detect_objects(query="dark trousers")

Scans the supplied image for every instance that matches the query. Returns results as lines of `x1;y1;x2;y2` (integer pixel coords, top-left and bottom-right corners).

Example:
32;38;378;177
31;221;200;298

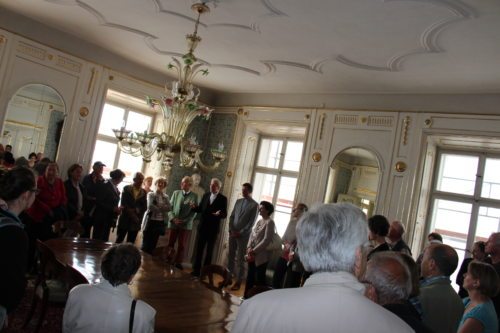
272;257;304;289
141;220;164;254
245;261;268;297
80;216;93;239
116;228;138;244
92;221;112;242
272;256;288;289
192;230;218;275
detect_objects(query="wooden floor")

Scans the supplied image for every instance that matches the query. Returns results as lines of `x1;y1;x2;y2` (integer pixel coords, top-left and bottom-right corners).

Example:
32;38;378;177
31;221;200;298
118;229;247;299
46;237;243;333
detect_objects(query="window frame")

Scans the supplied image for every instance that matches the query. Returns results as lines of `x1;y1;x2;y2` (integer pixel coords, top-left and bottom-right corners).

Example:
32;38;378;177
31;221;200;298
427;148;500;250
93;98;156;176
252;136;304;223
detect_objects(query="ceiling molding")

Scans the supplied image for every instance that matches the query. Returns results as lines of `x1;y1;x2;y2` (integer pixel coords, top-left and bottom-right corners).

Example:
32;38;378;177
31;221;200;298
260;0;288;17
41;0;477;76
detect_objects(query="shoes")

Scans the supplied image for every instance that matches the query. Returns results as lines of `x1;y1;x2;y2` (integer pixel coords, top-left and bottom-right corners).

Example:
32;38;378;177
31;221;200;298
190;271;200;278
174;263;183;270
230;282;241;291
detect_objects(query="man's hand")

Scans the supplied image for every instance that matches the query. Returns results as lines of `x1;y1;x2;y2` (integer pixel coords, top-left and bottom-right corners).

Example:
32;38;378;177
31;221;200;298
212;210;221;216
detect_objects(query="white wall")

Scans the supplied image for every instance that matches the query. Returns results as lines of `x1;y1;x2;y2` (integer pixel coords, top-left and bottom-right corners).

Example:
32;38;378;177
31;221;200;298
3;26;500;257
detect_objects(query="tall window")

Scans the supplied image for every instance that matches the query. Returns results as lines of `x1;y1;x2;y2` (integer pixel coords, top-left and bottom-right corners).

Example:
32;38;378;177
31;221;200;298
91;100;154;189
252;138;304;236
428;150;500;283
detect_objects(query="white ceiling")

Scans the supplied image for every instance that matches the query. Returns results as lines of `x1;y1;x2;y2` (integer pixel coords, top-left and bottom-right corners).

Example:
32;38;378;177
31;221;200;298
1;0;500;95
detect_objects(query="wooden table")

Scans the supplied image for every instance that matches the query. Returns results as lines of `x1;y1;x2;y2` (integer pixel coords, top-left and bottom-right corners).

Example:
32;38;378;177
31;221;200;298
45;238;240;333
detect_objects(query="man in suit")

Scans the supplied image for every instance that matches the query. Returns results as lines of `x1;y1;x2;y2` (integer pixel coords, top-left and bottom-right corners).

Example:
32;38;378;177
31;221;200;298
92;169;125;242
191;178;228;277
167;176;198;270
226;183;258;290
387;220;412;256
81;161;105;238
116;172;147;244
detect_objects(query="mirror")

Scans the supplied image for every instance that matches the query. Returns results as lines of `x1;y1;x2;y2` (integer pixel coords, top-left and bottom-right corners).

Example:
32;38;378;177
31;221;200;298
1;84;66;161
324;147;380;217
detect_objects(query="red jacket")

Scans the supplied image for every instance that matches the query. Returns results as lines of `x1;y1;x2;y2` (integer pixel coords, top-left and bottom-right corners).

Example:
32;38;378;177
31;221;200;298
27;176;67;222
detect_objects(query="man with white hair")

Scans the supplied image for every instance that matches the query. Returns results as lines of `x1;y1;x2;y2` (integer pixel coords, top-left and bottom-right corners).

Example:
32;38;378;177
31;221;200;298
232;203;413;333
387;220;412;256
190;178;227;277
364;252;432;333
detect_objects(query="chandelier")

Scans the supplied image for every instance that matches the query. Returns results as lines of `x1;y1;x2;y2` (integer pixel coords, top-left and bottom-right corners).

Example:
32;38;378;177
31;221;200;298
113;2;226;172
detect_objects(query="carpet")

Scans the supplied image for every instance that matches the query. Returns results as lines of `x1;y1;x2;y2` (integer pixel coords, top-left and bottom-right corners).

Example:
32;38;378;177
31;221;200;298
4;280;63;333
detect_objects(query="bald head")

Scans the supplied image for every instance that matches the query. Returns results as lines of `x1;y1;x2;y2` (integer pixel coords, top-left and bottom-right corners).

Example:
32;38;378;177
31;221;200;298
421;244;458;278
486;232;500;256
388;221;405;242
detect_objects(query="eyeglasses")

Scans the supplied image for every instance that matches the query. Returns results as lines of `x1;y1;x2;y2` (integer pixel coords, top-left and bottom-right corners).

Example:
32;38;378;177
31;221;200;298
30;188;40;195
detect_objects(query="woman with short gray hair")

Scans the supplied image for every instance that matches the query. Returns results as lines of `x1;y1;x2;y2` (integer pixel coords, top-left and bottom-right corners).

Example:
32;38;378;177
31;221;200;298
63;244;156;333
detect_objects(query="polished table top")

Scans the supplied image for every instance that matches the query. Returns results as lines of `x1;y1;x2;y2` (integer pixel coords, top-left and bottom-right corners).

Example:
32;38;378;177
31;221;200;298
45;238;240;333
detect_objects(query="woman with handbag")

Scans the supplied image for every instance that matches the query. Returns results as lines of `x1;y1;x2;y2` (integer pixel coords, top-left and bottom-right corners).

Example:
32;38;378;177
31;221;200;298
141;178;171;254
244;201;275;298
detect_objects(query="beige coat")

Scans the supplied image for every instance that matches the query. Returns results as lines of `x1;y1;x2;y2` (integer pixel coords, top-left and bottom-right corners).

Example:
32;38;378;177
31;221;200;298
247;218;275;266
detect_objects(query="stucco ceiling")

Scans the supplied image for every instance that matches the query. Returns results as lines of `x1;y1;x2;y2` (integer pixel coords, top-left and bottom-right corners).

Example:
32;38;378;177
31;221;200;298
1;0;500;95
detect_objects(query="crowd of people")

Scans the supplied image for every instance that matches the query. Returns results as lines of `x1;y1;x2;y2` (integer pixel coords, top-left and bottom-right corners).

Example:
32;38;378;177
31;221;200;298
0;152;499;332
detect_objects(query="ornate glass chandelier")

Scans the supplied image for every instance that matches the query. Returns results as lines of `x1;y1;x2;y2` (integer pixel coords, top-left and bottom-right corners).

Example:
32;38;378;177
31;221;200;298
113;2;226;172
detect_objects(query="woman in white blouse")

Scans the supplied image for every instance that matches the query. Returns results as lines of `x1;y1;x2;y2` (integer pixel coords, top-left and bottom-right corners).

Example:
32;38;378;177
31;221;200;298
244;201;275;298
140;178;171;254
63;244;156;333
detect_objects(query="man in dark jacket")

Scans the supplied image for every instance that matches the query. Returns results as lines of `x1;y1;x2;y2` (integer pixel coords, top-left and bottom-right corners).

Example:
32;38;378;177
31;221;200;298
191;178;228;277
116;172;147;244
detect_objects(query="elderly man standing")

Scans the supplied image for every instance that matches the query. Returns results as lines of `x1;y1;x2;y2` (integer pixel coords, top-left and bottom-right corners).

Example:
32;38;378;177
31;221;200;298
388;220;412;255
485;232;500;327
190;178;227;277
116;172;147;244
364;252;433;333
419;243;464;333
167;176;198;270
232;203;413;333
226;183;258;290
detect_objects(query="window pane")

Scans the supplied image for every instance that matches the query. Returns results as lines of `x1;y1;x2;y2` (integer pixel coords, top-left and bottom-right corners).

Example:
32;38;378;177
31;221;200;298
476;206;500;242
126;111;153;134
253;172;276;204
274;177;298;236
436;154;478;195
481;158;500;200
116;151;144;191
257;139;282;169
283;141;303;171
431;199;472;247
91;140;117;175
430;198;471;290
98;104;125;137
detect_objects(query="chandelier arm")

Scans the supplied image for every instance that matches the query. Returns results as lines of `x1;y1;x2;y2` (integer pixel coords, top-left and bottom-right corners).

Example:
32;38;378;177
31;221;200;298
192;149;224;172
117;141;141;155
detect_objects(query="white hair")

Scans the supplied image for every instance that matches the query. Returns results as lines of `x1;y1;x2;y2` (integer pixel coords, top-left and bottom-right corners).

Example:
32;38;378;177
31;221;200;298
211;178;222;188
296;203;368;273
364;252;412;305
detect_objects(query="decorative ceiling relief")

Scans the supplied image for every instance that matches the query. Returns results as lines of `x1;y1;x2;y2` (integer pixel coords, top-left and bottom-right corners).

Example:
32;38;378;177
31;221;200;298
19;0;494;93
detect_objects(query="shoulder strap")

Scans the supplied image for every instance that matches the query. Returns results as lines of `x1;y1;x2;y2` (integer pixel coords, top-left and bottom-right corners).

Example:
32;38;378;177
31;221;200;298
129;299;137;333
0;216;21;229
